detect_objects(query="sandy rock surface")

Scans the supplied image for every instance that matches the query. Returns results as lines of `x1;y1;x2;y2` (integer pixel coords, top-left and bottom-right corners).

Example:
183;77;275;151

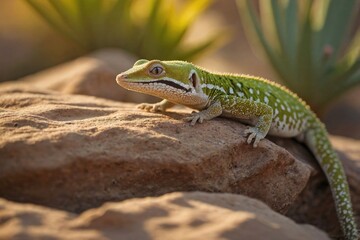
0;87;311;214
0;192;329;240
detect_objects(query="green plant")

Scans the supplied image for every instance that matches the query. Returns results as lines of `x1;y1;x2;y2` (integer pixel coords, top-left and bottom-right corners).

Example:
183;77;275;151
237;0;360;113
25;0;223;61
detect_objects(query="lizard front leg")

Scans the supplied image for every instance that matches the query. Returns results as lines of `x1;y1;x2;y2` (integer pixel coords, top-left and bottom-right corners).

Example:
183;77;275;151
137;99;175;112
184;101;223;125
219;95;273;147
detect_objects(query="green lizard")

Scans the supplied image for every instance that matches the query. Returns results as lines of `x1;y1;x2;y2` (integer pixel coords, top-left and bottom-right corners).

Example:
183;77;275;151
116;59;358;240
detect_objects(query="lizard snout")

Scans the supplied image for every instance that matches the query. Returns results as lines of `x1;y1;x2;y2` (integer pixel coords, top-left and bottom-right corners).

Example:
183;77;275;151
116;73;128;85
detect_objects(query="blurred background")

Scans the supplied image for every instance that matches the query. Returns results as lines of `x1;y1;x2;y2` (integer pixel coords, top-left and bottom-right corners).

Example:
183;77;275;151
0;0;359;137
1;0;274;81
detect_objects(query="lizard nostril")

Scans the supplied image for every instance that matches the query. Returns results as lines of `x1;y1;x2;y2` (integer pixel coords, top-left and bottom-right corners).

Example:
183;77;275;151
116;74;128;84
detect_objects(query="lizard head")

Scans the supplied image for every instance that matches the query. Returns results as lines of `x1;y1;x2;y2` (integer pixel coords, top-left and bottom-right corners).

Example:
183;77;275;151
116;59;208;107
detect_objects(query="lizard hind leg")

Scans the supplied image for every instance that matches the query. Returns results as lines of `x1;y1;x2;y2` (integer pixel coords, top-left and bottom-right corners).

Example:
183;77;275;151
219;95;273;148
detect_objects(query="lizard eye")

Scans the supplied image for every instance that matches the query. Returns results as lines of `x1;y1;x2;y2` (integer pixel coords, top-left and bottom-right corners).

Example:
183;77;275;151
149;66;164;76
189;72;197;88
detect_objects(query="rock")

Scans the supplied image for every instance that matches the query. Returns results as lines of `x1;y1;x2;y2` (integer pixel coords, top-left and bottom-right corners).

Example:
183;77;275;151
0;192;330;240
0;49;158;103
285;136;360;239
0;87;311;214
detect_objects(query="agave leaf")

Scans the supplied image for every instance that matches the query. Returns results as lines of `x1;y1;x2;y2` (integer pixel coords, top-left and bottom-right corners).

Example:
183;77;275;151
270;0;287;57
47;0;83;37
320;65;360;108
342;30;360;66
331;58;360;86
270;0;300;75
25;0;83;45
283;0;298;66
26;0;222;62
259;1;279;54
105;0;133;47
295;1;315;95
323;24;360;87
257;0;283;56
174;35;220;61
344;66;360;87
238;0;359;112
155;2;174;53
163;0;212;57
138;0;164;57
74;0;104;49
260;0;295;73
238;0;293;88
313;0;357;67
169;0;211;46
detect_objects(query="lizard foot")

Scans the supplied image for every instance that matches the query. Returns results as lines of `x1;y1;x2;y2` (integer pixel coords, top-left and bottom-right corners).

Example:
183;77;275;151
183;111;205;126
137;103;166;112
244;127;265;148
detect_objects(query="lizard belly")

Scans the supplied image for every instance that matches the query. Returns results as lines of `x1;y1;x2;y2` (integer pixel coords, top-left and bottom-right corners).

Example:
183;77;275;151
221;110;303;138
268;121;303;137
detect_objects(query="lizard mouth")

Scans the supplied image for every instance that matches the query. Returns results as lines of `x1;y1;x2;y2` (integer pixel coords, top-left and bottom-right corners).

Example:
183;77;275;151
135;80;192;93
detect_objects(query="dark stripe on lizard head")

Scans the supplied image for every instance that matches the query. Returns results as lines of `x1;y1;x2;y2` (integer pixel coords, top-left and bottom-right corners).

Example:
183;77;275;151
137;80;191;93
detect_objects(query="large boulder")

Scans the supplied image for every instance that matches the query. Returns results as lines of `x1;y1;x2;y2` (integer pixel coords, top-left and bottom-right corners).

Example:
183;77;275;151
0;192;329;240
0;87;311;214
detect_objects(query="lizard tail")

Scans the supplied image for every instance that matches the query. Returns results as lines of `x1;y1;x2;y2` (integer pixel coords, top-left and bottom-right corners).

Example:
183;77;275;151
305;121;358;240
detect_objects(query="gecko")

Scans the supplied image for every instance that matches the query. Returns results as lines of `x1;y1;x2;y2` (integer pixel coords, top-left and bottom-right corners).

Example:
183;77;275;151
116;59;358;240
